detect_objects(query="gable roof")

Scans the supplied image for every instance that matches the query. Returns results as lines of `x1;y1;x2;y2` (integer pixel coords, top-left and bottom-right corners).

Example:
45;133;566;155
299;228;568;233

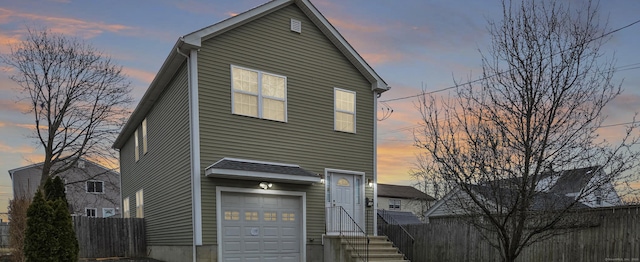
377;184;436;201
113;0;389;149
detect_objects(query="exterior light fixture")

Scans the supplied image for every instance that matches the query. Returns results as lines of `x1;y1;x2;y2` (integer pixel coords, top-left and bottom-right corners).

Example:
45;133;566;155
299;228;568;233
367;179;373;187
259;182;273;190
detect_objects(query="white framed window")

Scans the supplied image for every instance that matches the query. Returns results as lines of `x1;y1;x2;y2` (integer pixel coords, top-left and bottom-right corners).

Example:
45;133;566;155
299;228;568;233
123;197;130;218
389;199;401;210
134;129;139;161
334;88;356;133
231;65;287;122
136;189;144;218
86;208;97;217
142;118;148;155
86;180;104;193
102;208;115;218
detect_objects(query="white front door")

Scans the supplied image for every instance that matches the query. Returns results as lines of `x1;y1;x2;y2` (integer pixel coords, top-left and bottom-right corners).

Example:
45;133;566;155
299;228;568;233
327;172;364;233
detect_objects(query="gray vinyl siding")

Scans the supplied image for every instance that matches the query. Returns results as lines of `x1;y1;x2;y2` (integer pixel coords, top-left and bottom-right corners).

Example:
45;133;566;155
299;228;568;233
119;64;193;245
197;5;375;245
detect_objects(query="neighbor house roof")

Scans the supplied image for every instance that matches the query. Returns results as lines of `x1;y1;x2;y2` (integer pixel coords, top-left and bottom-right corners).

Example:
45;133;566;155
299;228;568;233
546;166;601;195
8;158;118;179
377;184;436;201
112;0;390;149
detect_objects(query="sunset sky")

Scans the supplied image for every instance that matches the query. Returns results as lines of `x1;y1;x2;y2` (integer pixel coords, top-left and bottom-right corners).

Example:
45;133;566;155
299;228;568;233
0;0;639;216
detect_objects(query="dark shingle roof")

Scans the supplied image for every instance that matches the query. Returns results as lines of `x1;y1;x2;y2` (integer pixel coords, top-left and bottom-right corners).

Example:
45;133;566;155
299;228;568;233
377;210;423;225
547;166;600;195
377;184;435;201
467;184;589;211
207;159;317;177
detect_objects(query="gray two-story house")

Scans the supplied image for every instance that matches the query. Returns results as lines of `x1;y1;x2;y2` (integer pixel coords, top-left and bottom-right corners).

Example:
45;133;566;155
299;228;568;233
9;159;121;218
113;0;389;261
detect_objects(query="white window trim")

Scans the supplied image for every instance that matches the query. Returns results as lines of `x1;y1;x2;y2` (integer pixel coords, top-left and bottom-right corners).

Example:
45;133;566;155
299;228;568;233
123;197;130;218
86;208;97;217
142;118;148;155
86;180;104;194
333;88;356;133
102;208;116;217
230;65;288;122
389;199;401;210
134;129;139;162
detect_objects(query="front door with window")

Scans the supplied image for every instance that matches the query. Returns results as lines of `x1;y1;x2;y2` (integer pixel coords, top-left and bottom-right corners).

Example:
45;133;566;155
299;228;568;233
326;172;364;233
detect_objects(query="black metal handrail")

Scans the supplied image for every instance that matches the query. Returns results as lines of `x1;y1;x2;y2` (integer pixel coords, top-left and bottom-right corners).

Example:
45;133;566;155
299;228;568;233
327;206;369;262
377;209;415;261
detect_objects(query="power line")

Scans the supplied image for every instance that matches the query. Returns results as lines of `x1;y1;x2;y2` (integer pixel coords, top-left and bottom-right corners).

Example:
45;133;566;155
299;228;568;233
380;19;640;103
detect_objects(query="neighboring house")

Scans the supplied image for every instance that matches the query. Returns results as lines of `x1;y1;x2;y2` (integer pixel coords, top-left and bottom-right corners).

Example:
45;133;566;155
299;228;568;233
426;166;621;220
112;0;389;261
8;159;121;218
377;183;436;221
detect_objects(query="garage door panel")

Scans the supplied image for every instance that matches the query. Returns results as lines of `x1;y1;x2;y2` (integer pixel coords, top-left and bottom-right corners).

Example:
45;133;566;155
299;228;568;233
263;227;279;236
221;192;302;261
282;241;298;251
223;241;241;252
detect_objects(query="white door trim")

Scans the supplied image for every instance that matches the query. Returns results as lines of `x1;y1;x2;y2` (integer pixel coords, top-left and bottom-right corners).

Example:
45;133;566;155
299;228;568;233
324;168;366;234
216;186;306;262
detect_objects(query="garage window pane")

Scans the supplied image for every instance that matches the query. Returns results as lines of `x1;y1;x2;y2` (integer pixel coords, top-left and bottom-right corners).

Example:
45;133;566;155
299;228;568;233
283;212;295;221
225;211;240;221
245;211;258;221
264;212;277;221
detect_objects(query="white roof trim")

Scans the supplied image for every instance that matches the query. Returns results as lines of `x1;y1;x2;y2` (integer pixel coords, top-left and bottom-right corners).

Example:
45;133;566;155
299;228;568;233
205;168;321;184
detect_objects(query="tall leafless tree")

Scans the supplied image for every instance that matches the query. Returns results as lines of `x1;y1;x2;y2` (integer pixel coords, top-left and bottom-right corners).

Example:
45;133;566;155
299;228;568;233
2;28;133;186
415;1;640;261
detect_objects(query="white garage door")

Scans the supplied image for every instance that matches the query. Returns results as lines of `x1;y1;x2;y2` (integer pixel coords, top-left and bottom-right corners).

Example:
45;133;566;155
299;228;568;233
221;192;302;262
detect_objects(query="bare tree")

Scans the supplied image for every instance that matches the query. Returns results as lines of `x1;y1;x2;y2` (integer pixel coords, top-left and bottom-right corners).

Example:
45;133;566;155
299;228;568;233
415;1;640;261
2;28;132;186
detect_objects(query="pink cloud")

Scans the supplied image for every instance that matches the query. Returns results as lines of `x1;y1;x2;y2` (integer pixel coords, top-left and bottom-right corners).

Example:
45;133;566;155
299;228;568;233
0;142;35;154
0;8;134;39
0;99;31;114
123;67;155;86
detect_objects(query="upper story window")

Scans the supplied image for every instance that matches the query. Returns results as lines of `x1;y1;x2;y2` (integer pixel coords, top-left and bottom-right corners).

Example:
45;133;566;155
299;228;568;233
136;189;144;218
231;65;287;122
86;180;104;193
134;129;139;162
86;208;97;217
334;88;356;133
123;197;130;218
389;199;401;210
142;118;148;155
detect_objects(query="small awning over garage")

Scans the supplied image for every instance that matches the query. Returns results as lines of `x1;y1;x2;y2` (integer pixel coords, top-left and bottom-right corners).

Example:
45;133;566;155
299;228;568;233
205;158;321;184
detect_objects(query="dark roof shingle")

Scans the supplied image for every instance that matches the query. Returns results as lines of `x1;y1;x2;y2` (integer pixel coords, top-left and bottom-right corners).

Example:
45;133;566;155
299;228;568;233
377;184;435;201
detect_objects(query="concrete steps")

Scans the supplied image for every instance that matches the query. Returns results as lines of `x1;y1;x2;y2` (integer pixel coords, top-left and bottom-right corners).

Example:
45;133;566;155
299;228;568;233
340;235;409;262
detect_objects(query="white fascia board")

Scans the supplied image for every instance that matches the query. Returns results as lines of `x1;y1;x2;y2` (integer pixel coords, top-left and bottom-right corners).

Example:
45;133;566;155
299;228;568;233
206;168;321;184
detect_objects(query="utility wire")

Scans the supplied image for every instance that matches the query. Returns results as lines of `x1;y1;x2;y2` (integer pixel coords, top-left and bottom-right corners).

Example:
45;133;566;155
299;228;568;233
379;19;640;103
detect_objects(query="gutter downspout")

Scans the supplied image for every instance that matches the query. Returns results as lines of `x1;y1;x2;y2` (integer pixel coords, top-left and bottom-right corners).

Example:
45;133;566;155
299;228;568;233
177;42;203;262
373;90;378;236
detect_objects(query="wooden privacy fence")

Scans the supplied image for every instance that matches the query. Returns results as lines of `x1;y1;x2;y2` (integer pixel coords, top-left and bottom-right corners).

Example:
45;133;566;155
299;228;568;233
393;205;640;262
73;216;146;258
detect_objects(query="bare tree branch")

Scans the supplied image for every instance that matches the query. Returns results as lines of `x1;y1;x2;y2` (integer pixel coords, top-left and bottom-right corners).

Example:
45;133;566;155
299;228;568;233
2;28;133;185
415;1;640;261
